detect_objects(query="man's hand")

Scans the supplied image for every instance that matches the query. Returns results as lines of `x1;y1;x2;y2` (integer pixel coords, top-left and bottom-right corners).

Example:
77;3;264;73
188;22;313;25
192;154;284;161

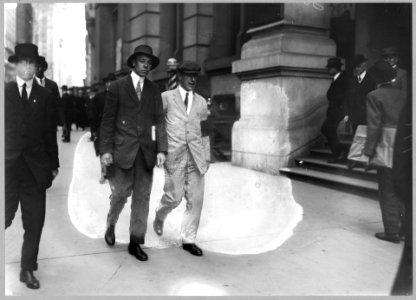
52;169;59;180
362;154;371;169
101;153;113;166
156;152;166;167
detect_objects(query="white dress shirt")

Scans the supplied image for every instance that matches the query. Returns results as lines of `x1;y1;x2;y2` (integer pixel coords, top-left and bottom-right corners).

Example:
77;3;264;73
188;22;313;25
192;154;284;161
178;85;193;115
358;70;366;83
333;72;341;81
16;76;34;98
131;71;145;92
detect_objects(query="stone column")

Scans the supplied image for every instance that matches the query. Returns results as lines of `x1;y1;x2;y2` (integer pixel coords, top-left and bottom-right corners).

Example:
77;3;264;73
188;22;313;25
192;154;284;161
231;3;336;175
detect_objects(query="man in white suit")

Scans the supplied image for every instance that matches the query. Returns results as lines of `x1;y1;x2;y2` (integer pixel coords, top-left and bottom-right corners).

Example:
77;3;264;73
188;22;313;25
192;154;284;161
153;61;210;256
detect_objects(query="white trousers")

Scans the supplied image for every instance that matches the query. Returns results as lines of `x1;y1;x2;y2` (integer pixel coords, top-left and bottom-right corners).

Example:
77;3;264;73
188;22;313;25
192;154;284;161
156;148;205;243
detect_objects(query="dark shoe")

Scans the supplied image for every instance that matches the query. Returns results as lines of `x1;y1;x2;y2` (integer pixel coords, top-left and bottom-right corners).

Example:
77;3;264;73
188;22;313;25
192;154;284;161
153;216;164;236
104;225;115;246
128;242;148;261
347;162;359;170
183;243;203;256
20;270;40;289
375;232;401;244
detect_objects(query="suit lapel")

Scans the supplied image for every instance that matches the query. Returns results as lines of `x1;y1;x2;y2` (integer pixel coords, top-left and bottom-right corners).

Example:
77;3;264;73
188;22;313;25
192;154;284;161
139;78;151;112
124;75;140;108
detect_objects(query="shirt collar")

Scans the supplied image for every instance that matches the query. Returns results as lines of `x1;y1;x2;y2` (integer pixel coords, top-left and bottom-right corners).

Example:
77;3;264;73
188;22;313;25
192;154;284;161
16;75;34;88
333;72;341;81
131;71;145;87
178;85;193;100
358;70;366;81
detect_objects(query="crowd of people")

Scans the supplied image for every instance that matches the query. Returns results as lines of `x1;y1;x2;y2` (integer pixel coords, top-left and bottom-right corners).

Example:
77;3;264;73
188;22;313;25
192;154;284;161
322;48;411;294
5;42;210;290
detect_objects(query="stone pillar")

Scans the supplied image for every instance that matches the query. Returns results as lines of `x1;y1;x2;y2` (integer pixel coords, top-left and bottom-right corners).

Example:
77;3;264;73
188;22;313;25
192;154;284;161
231;3;336;175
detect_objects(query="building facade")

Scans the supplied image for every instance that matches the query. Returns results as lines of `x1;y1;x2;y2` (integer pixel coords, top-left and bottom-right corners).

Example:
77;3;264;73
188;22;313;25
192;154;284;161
85;2;411;175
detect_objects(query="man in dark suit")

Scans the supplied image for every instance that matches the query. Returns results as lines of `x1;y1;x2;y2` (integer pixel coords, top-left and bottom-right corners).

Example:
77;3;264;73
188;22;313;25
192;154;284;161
100;45;167;261
35;56;62;127
362;60;406;244
381;47;408;97
5;43;59;289
321;57;349;163
344;54;377;132
61;85;76;142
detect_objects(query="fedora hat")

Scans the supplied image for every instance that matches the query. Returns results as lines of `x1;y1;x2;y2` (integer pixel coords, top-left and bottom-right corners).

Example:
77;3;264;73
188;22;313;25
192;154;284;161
352;54;367;67
326;57;343;69
177;61;201;76
368;60;397;84
8;43;40;63
381;47;398;57
37;56;48;70
127;45;159;70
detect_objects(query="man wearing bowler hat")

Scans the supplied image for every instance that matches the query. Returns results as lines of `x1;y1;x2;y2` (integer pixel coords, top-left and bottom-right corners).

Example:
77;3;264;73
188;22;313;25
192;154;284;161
381;47;408;96
344;54;377;133
35;56;62;127
321;57;349;163
153;61;211;257
5;43;59;289
100;45;167;261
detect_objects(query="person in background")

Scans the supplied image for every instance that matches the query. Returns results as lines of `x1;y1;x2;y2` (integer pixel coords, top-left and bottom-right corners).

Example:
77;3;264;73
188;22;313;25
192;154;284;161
362;60;406;244
100;45;167;261
381;47;408;97
153;61;211;257
91;73;117;183
5;43;59;289
35;56;62;128
61;85;75;142
321;57;349;163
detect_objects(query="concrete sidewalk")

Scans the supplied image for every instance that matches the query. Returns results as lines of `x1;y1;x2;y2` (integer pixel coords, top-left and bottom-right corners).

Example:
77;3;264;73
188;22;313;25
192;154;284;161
5;129;403;296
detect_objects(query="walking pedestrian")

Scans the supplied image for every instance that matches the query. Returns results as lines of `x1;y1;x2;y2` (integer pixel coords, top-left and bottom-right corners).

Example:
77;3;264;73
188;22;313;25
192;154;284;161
153;61;211;257
381;47;408;96
5;43;59;289
100;45;167;261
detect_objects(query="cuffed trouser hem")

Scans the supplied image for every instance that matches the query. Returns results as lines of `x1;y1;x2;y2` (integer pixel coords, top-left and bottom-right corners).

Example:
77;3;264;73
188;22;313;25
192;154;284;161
130;235;145;245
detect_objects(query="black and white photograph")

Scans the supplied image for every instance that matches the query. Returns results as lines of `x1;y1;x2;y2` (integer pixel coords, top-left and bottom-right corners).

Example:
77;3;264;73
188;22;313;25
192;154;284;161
3;1;413;296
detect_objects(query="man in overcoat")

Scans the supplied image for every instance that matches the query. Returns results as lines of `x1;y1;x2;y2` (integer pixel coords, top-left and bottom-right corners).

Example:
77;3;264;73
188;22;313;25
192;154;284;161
35;56;62;127
153;61;210;256
363;60;406;243
321;57;349;163
5;43;59;289
100;45;167;261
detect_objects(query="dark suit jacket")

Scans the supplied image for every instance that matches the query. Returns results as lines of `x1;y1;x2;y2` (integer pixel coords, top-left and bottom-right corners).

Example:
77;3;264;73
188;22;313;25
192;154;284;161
99;74;168;170
44;77;62;126
5;80;60;190
345;72;377;126
326;72;348;122
91;90;107;156
364;84;406;157
393;67;408;95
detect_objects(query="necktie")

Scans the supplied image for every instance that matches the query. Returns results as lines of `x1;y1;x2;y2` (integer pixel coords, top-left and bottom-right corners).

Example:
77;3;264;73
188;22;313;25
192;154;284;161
184;92;189;111
136;81;141;101
21;83;28;104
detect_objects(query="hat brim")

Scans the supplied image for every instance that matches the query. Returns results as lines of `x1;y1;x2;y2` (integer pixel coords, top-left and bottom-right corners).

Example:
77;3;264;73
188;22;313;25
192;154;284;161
326;63;342;69
178;71;200;76
127;52;159;70
8;54;39;63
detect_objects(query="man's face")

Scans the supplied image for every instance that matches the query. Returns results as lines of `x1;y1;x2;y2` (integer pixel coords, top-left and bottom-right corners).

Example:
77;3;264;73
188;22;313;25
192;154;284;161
327;67;339;76
354;61;367;76
178;73;198;91
383;55;398;67
36;64;46;78
132;54;152;77
16;57;36;81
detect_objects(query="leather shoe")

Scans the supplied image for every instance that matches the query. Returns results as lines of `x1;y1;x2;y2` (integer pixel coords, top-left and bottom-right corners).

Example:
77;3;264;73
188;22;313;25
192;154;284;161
20;269;40;289
128;242;148;261
183;243;203;256
104;225;115;246
153;216;164;236
375;232;401;244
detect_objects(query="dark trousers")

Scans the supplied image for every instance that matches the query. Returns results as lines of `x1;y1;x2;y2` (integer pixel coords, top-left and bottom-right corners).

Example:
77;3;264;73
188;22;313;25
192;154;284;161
321;116;346;157
377;168;405;234
106;148;153;244
5;157;46;271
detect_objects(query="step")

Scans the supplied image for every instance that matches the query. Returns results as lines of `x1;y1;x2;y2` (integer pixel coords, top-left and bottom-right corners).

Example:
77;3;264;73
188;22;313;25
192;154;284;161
295;157;377;181
279;167;378;192
310;148;332;157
